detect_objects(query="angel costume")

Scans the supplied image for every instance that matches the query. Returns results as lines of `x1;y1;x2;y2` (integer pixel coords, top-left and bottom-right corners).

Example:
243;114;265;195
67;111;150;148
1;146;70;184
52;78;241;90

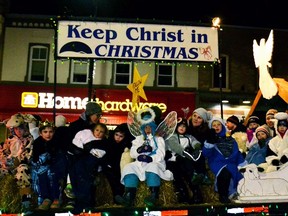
121;133;173;183
116;108;175;207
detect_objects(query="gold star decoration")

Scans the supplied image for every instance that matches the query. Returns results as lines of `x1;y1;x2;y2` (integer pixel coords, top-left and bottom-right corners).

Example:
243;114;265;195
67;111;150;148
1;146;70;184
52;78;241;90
127;66;148;108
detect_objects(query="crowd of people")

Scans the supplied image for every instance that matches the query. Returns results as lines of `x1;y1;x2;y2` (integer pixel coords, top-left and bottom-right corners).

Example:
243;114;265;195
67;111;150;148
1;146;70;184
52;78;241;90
0;102;288;215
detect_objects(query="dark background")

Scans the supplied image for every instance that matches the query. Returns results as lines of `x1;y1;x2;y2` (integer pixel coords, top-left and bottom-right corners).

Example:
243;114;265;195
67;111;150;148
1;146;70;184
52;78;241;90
8;0;288;29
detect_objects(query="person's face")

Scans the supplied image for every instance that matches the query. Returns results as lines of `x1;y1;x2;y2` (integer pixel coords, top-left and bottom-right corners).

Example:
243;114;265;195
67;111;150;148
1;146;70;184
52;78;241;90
13;126;25;138
266;115;275;128
256;131;268;140
144;125;152;135
90;113;102;124
93;125;106;139
114;132;125;143
212;120;222;133
278;125;287;134
191;112;204;127
40;126;54;141
226;121;236;130
177;124;187;135
248;122;258;129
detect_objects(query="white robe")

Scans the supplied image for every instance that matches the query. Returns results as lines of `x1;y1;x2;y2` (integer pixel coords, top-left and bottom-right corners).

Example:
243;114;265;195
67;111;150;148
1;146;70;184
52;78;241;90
120;134;173;184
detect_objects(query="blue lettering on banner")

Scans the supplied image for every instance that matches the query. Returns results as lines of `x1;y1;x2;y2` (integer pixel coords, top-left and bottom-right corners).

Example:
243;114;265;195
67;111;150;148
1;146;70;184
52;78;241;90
67;25;117;43
94;45;199;59
58;21;218;62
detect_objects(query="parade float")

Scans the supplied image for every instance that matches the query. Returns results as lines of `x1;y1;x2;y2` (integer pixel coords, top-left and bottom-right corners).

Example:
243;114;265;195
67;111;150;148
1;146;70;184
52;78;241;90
2;30;288;216
237;30;288;207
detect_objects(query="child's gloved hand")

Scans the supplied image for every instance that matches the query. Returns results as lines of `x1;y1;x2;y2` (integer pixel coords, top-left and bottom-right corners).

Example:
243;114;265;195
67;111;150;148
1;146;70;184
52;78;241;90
137;144;152;153
137;154;152;163
206;129;218;144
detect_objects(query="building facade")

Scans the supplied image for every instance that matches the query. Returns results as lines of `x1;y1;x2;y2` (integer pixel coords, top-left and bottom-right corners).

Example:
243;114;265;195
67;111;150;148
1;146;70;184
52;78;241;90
0;13;288;142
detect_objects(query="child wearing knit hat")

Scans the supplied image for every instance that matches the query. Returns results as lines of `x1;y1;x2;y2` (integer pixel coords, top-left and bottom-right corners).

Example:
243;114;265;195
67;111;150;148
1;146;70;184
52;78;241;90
203;116;246;203
187;107;213;143
226;115;247;157
246;115;260;149
245;125;271;165
226;115;246;135
191;108;213;125
265;108;278;137
186;107;213;188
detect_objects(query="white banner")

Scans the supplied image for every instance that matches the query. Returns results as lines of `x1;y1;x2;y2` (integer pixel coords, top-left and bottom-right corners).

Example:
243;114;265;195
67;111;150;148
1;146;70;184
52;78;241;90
57;21;218;62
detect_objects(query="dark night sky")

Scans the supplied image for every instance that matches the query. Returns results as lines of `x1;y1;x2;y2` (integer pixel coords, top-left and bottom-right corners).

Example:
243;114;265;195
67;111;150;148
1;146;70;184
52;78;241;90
8;0;288;30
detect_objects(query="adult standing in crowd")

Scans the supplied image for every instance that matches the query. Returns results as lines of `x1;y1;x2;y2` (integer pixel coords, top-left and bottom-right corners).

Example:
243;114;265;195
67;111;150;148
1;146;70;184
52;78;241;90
187;107;213;185
66;101;102;214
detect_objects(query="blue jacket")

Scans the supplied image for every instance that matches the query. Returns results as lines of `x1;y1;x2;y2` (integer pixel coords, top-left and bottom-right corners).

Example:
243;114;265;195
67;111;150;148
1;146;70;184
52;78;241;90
203;118;246;194
245;137;271;165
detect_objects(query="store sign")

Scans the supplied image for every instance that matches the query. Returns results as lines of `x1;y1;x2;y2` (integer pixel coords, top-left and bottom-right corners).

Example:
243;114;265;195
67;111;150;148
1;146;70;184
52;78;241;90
57;21;218;62
21;92;167;112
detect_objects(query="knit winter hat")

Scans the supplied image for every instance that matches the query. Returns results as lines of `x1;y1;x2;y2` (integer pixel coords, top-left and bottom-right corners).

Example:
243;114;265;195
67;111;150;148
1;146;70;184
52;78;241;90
55;115;67;127
255;125;270;137
193;107;213;123
226;115;239;125
208;116;225;129
266;109;278;117
208;116;227;136
275;112;288;127
85;102;102;116
248;116;260;125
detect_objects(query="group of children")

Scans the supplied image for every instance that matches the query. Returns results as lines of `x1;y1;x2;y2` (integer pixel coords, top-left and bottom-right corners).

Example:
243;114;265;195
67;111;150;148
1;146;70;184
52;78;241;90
1;103;288;214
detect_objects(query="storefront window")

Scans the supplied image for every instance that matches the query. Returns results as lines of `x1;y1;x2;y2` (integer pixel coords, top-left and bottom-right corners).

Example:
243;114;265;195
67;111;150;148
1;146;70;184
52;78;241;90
70;60;89;84
157;63;175;87
114;61;132;85
28;44;49;82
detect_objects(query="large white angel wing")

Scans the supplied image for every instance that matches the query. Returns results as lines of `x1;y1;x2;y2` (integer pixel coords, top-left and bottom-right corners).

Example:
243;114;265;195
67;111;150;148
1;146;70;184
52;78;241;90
253;30;277;99
127;111;142;138
253;30;273;68
155;111;177;140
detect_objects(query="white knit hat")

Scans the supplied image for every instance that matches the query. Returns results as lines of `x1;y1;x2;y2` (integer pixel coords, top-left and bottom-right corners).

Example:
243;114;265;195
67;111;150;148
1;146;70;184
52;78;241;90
193;107;213;123
208;116;225;129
